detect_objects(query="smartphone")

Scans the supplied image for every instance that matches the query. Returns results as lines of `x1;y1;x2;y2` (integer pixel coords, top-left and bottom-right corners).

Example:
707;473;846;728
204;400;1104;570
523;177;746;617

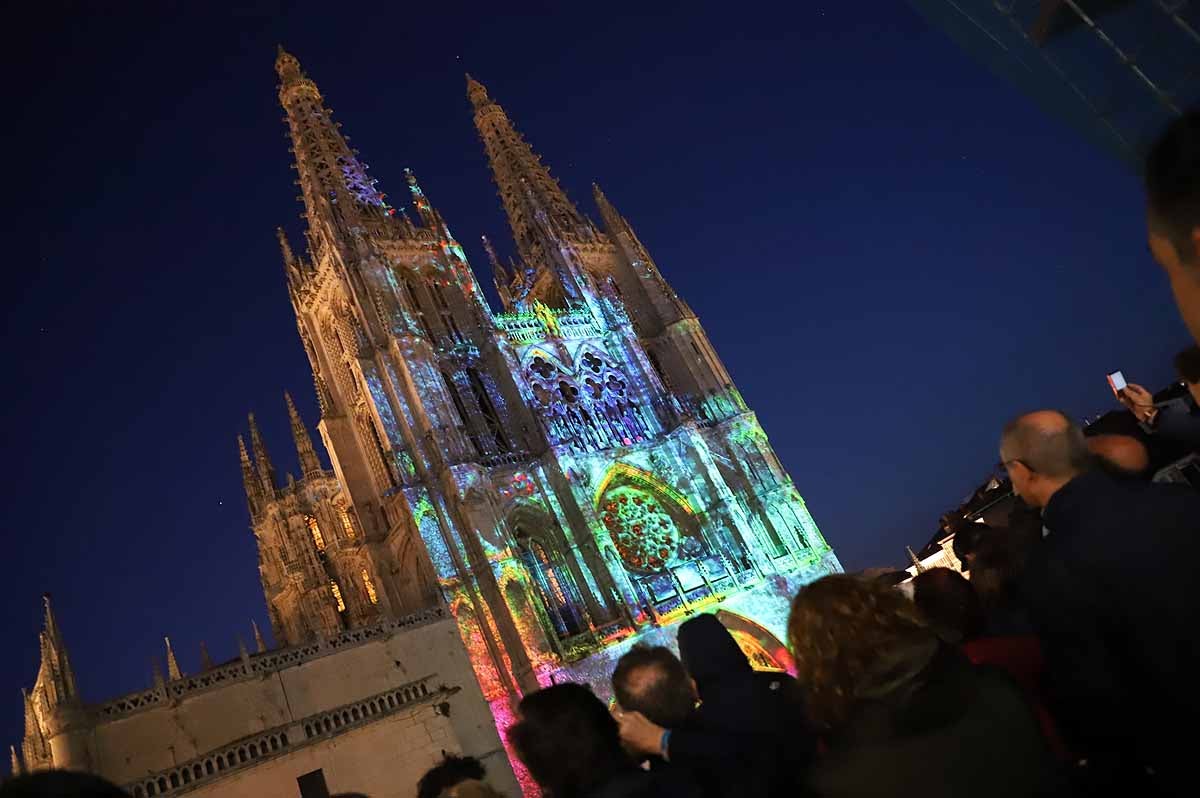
1107;370;1127;395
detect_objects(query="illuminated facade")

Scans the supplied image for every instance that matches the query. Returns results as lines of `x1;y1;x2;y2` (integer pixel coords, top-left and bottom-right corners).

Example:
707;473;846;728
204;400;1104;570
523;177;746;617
11;49;841;796
247;47;841;728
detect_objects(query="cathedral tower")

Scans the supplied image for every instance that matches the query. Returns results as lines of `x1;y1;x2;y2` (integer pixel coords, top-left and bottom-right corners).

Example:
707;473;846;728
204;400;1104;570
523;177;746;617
249;49;839;736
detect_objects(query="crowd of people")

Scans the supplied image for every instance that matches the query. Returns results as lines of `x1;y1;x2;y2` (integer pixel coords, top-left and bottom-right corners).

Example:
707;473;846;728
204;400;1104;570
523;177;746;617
7;85;1200;798
408;408;1196;798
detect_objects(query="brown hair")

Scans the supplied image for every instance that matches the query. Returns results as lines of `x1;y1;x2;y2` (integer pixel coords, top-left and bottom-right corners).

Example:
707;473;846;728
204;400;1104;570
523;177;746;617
787;574;937;729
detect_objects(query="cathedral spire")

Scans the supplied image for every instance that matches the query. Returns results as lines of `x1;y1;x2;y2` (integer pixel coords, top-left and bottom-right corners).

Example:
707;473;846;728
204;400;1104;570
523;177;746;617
277;48;398;253
468;74;597;280
285;392;323;478
37;594;77;706
248;413;277;495
164;637;183;681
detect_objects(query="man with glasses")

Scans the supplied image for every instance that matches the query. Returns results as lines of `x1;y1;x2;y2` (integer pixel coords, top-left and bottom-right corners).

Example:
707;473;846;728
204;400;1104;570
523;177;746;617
998;410;1199;796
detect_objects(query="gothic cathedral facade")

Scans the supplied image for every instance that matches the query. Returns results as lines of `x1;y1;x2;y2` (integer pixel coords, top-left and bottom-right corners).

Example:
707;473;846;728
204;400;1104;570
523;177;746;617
249;49;840;712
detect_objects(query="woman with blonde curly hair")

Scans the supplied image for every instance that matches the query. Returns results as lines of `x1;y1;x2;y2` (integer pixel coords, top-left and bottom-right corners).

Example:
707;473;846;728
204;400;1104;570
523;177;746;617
788;575;1066;798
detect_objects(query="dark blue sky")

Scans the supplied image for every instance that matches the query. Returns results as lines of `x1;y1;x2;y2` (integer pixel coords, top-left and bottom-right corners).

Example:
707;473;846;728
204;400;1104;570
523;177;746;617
2;1;1185;751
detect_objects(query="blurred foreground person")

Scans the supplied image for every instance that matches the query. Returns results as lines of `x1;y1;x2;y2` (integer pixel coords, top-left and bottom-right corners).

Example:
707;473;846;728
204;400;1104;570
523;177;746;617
611;632;810;797
508;682;696;798
417;754;492;798
1000;410;1200;795
1146;110;1200;345
789;574;1062;798
0;772;129;798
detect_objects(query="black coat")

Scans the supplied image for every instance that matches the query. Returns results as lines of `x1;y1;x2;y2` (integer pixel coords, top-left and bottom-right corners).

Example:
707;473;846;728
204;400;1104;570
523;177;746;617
1019;470;1200;795
670;614;816;797
807;646;1064;798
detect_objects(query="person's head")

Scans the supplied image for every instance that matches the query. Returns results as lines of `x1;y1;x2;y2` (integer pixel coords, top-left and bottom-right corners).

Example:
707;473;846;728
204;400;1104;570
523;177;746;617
417;754;486;798
909;567;984;643
0;772;129;798
610;644;696;729
999;410;1091;508
969;537;1021;610
1175;344;1200;404
949;520;993;571
676;613;750;696
435;782;506;798
787;574;938;730
1146;110;1200;345
508;683;629;797
1086;433;1150;478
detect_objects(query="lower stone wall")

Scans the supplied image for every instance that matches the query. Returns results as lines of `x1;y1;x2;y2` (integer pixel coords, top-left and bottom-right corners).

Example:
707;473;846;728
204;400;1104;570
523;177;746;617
178;702;503;798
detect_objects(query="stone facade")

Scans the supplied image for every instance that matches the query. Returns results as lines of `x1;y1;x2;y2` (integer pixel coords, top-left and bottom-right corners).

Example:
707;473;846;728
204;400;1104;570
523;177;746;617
250;48;840;702
13;48;843;796
13;603;518;796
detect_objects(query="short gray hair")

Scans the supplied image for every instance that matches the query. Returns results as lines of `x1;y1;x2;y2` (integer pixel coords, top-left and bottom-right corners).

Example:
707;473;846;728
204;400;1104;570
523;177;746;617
1000;410;1090;478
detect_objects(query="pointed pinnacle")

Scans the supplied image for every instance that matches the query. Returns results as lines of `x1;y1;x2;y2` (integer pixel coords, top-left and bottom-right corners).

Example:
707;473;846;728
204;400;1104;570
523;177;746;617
10;744;23;777
164;636;183;681
276;227;295;265
252;619;267;653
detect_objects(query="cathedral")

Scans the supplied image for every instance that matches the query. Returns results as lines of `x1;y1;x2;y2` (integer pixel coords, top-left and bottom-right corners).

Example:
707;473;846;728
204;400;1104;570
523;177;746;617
12;50;840;797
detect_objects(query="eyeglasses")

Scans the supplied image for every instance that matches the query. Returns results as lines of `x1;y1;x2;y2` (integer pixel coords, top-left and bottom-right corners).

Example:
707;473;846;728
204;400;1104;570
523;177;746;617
998;458;1031;473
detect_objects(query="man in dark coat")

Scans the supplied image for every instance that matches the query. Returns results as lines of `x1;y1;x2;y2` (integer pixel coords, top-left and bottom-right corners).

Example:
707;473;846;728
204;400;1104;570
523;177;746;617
1000;410;1200;795
612;615;814;797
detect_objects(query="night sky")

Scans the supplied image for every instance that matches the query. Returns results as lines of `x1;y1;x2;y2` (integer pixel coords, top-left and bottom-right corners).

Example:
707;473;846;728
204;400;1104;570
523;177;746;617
2;1;1186;751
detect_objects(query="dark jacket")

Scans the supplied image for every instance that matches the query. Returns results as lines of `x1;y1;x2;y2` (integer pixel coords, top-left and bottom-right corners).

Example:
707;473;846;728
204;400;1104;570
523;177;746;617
1141;394;1200;453
1019;470;1200;795
671;614;815;797
808;646;1064;798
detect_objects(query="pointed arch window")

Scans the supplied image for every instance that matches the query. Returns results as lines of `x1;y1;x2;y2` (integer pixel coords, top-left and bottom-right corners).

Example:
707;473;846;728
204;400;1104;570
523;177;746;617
468;369;511;452
646;350;672;392
361;569;379;605
433;284;465;342
442;371;483;456
306;516;326;552
516;533;585;639
338;506;357;541
403;279;436;339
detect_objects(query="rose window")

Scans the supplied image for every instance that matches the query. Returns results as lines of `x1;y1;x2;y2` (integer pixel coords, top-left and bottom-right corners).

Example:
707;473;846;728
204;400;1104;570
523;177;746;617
600;486;681;572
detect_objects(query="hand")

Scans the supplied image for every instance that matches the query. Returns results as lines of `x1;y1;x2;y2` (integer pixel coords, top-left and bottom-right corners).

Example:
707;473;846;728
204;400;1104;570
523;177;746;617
612;708;667;757
1118;383;1157;423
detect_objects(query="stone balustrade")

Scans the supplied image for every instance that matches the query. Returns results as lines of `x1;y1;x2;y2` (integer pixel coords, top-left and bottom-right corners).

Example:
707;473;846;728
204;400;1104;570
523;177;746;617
95;607;446;721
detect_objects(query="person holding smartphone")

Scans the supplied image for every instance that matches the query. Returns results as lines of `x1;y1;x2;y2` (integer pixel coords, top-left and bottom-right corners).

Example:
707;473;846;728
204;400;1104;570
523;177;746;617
1115;346;1200;453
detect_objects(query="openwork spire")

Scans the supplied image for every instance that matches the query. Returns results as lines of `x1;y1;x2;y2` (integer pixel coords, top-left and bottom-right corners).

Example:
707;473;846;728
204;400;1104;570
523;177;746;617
36;594;77;707
277;48;397;247
248;413;277;495
468;74;597;273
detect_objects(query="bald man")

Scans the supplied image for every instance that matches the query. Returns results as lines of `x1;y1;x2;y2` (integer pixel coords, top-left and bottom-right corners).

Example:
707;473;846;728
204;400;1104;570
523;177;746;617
999;411;1200;795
